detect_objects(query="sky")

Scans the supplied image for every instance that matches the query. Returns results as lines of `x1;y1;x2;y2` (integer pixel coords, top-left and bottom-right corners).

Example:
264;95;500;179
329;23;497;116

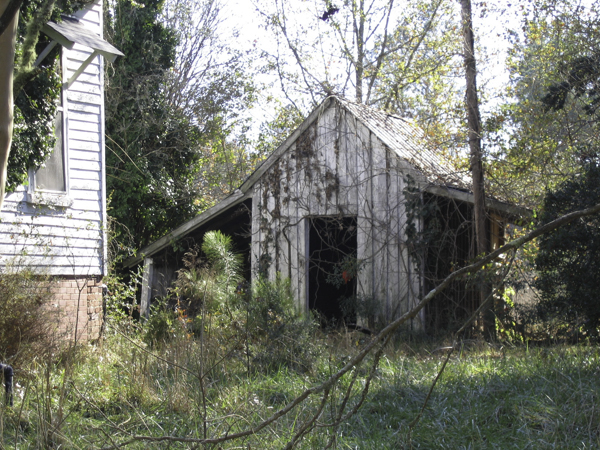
218;0;597;140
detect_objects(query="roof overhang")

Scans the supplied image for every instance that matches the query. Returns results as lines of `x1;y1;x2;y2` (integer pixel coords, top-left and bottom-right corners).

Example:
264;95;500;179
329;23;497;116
425;184;530;219
124;189;250;268
37;15;124;87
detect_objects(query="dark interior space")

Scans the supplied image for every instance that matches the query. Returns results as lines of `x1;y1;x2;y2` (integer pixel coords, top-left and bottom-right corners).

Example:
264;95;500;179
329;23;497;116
422;195;480;333
150;199;253;300
308;216;357;324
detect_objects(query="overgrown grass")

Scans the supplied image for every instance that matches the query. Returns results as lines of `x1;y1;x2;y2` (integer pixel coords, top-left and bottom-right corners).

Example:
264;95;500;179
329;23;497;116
1;331;600;449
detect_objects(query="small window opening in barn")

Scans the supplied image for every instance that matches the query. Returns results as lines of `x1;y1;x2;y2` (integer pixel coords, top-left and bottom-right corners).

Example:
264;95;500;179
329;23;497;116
308;216;357;325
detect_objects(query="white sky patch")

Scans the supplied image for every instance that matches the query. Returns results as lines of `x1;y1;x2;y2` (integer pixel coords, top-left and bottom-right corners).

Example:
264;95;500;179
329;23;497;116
220;0;597;143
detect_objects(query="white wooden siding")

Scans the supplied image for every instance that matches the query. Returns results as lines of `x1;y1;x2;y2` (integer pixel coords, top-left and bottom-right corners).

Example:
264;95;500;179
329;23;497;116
0;1;106;277
250;102;419;325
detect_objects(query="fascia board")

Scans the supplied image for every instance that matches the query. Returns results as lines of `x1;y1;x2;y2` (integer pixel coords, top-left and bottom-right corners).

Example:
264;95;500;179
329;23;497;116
124;189;249;267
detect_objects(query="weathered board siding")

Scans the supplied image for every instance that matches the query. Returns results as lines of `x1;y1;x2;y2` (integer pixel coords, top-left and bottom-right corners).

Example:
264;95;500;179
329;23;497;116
0;1;106;277
250;103;422;327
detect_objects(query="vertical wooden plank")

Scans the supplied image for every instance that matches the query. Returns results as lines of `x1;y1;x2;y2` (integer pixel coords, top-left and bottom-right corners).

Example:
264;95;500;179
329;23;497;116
322;107;338;216
277;156;291;284
354;117;372;309
286;142;301;308
251;183;263;277
298;217;307;313
370;134;389;319
140;257;154;320
386;149;401;320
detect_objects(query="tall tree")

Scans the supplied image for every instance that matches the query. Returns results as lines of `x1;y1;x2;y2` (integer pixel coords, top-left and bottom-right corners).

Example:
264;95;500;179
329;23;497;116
255;0;463;156
105;0;255;253
486;0;600;207
460;0;491;332
256;0;460;110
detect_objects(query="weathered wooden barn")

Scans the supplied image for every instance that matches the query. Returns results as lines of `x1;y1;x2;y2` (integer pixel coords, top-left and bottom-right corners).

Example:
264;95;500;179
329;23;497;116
128;96;523;331
0;1;122;341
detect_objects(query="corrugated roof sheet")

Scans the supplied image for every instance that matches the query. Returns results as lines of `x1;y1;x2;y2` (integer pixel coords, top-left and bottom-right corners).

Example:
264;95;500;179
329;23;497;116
336;97;471;190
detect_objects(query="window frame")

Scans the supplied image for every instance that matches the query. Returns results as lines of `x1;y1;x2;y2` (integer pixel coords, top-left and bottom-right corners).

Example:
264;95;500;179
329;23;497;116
27;48;72;207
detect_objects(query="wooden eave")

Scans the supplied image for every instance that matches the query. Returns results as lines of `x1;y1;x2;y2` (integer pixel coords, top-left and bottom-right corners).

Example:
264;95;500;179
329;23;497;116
42;16;124;61
38;15;124;88
124;189;249;267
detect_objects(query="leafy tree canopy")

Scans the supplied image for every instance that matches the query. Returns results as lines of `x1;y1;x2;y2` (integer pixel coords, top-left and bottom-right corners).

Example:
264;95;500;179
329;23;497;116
105;0;256;254
486;0;600;207
534;162;600;337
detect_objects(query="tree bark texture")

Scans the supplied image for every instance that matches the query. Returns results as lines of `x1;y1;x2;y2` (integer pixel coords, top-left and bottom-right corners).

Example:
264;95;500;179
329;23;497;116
460;0;492;333
0;0;18;212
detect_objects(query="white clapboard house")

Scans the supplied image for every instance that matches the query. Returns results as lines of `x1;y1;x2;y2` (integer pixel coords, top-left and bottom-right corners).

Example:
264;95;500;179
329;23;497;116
0;1;122;341
127;96;524;332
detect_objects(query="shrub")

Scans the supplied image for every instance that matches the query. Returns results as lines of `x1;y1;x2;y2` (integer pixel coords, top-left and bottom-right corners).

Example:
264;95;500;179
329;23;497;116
535;163;600;337
250;275;319;373
0;267;60;365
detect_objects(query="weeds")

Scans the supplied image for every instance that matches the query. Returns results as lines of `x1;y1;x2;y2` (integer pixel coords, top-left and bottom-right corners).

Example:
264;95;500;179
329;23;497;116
2;232;599;448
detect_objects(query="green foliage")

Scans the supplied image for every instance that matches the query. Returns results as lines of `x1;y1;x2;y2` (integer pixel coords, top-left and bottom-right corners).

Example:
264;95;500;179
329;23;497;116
172;231;318;373
534;163;600;337
7;0;86;191
250;275;318;373
9;63;61;191
105;0;257;254
487;0;600;207
174;230;243;318
104;267;143;327
143;296;184;345
0;267;59;365
4;328;600;448
104;0;199;251
255;102;304;157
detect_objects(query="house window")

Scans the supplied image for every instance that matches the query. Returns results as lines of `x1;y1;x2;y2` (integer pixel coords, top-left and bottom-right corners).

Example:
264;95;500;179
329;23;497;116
27;49;71;207
35;107;66;192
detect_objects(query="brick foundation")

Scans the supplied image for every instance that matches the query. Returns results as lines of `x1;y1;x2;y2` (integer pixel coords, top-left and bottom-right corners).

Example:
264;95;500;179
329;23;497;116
49;276;104;342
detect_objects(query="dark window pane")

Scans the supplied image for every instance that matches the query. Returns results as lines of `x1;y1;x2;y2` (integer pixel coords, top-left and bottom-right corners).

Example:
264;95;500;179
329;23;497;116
36;110;66;192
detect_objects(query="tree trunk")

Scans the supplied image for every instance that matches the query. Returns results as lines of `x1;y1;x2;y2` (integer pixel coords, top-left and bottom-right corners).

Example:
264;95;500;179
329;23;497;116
353;0;365;103
460;0;492;334
0;0;19;212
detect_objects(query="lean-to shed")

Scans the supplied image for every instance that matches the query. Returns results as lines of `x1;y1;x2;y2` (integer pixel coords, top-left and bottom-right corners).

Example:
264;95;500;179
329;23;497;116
128;96;523;331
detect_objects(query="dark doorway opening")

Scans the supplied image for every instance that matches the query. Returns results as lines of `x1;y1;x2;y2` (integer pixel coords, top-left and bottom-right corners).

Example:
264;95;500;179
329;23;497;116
308;216;357;324
422;195;478;333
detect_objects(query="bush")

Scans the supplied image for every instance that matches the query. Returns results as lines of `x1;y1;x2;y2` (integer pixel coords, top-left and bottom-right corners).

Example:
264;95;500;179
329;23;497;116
250;275;319;373
0;267;60;364
173;231;319;374
535;163;600;337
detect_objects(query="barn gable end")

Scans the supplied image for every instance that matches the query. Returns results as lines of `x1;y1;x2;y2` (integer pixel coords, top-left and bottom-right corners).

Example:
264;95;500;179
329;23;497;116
129;96;524;332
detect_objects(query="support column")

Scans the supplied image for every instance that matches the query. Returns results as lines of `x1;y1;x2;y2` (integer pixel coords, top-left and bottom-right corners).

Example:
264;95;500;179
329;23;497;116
140;257;154;320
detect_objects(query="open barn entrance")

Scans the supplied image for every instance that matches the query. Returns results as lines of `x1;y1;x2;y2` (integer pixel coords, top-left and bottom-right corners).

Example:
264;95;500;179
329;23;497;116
308;216;357;325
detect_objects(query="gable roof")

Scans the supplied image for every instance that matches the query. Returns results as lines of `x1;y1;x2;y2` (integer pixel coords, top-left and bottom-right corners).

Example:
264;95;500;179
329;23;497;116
336;98;471;190
125;96;519;267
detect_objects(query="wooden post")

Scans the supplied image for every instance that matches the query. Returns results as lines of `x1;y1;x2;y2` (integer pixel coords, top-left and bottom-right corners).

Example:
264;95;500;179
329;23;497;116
140;257;153;320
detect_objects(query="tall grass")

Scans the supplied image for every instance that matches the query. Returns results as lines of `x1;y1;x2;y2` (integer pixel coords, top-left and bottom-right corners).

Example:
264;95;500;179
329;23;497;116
2;332;600;448
1;233;598;448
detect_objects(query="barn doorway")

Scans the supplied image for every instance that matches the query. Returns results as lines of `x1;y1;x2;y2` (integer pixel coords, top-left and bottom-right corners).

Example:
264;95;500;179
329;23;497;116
308;216;357;325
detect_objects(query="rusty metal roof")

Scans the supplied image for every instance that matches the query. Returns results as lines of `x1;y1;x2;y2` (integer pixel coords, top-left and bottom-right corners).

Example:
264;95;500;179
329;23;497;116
336;97;471;190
